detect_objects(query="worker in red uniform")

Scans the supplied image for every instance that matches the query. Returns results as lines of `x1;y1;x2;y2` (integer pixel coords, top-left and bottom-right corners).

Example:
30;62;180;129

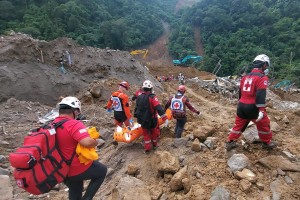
226;54;277;150
165;85;200;138
105;81;133;127
134;80;168;153
131;87;144;101
55;97;107;200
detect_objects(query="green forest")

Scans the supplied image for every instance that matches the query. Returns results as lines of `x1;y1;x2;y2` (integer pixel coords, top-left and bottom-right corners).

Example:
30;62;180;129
0;0;299;85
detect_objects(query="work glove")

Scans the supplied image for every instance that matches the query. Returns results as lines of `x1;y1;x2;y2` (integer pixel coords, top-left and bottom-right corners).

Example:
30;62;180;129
196;111;201;115
129;118;134;125
256;111;264;122
106;108;112;113
164;119;169;127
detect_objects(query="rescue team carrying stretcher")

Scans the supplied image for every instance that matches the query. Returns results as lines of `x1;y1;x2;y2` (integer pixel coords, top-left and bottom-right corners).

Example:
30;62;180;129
9;54;277;199
105;54;277;153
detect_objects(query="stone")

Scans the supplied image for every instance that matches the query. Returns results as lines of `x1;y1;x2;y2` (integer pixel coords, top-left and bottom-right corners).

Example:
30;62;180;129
182;178;191;194
191;138;202;152
185;184;206;200
152;151;180;174
239;179;252;192
235;168;257;183
0;175;13;200
210;186;230;200
227;154;249;172
170;166;188;192
127;164;139;176
192;125;215;142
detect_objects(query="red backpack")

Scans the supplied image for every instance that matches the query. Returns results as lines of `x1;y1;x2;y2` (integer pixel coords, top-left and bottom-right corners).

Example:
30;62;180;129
9;119;75;195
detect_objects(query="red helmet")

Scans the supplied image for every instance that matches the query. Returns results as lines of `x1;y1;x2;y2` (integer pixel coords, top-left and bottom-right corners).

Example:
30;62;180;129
178;85;186;93
119;81;129;90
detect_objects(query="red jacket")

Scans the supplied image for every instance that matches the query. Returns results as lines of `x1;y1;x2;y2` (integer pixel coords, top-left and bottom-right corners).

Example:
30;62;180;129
239;68;268;110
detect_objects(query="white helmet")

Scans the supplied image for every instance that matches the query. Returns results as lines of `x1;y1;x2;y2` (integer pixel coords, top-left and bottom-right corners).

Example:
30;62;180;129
253;54;270;66
142;80;153;89
59;96;81;111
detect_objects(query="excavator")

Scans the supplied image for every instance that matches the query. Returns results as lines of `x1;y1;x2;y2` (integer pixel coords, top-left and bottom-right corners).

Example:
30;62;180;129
130;49;148;59
173;55;202;66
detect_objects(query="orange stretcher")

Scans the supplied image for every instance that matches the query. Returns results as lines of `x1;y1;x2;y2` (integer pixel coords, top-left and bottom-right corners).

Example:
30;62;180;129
113;108;172;143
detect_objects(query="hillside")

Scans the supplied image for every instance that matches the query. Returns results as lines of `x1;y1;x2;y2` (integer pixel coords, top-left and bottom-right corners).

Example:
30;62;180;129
1;34;300;200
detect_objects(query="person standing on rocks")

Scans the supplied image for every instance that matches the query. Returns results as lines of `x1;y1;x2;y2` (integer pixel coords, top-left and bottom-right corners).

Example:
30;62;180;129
165;85;200;138
226;54;277;151
105;81;133;128
134;80;168;153
55;96;107;200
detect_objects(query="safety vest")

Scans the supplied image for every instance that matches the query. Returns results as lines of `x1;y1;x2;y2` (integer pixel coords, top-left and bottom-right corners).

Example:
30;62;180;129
111;94;123;112
170;96;184;111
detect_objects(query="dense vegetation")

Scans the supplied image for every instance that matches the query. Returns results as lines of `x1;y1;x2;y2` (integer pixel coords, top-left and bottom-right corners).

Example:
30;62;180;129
1;0;299;85
0;0;176;49
169;0;300;85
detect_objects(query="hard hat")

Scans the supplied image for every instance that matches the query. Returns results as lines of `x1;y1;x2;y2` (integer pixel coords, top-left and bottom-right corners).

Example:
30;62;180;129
178;85;186;93
59;96;81;111
142;80;153;89
119;81;129;90
253;54;270;66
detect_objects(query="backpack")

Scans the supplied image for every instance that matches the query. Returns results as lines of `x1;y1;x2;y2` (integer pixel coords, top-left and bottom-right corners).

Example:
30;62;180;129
134;93;157;129
9;119;75;195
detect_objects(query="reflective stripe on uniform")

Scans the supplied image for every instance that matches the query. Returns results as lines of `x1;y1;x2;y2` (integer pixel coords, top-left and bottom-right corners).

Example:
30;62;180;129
231;130;242;134
256;104;266;107
152;140;157;142
258;130;271;134
144;140;151;144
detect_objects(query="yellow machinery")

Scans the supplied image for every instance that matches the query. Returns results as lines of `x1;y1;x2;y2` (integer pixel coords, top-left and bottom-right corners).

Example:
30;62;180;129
130;49;148;59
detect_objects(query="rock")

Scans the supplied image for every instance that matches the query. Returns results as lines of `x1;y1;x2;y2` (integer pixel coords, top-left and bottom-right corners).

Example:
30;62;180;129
185;184;206;200
204;137;218;149
127;164;139;176
282;115;289;124
192;125;215;142
234;168;257;183
227;154;249;172
163;174;173;183
90;84;102;98
210;186;230;200
256;182;264;190
242;125;259;143
0;175;13;200
152;151;180;174
239;179;252;192
270;179;284;200
277;168;285;176
284;176;293;184
282;150;298;162
80;91;94;104
170;166;188;192
182;178;191;194
270;121;280;132
149;187;163;200
191;138;202;152
96;138;106;148
258;155;300;171
0;167;9;175
109;176;151;200
172;138;188;148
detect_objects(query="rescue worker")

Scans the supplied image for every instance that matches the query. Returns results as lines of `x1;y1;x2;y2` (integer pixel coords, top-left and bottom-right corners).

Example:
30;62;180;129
105;81;133;128
131;87;144;101
134;80;168;153
165;85;200;138
55;97;107;200
178;73;185;85
226;54;277;150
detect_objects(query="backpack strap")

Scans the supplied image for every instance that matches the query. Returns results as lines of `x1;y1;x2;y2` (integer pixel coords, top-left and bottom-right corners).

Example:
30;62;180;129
52;119;76;166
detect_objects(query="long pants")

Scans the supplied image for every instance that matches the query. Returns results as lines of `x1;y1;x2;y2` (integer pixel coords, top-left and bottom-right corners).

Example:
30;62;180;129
228;114;272;143
142;123;160;151
64;161;107;200
114;118;130;127
175;117;187;138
